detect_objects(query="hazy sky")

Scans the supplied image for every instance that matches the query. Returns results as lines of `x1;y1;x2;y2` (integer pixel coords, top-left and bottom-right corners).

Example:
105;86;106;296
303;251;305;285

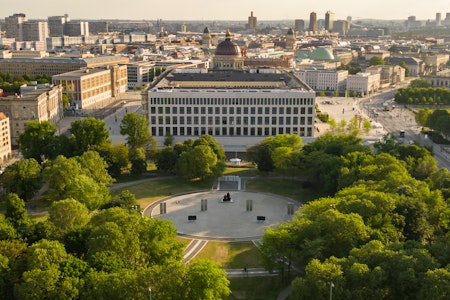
1;0;449;21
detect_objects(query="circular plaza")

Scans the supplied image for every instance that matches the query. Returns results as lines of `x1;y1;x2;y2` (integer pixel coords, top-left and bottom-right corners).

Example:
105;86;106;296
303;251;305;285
148;190;298;241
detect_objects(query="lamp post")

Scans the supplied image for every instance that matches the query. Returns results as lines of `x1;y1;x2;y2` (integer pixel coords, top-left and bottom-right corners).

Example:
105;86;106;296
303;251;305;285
329;282;334;300
149;287;152;300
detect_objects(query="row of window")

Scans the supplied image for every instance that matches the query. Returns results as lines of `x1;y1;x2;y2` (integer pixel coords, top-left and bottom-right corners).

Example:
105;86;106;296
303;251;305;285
149;97;314;106
151;126;313;137
151;116;314;126
150;106;314;115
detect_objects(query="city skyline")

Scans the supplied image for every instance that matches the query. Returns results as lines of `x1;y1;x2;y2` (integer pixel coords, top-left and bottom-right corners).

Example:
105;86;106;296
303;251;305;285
1;0;449;21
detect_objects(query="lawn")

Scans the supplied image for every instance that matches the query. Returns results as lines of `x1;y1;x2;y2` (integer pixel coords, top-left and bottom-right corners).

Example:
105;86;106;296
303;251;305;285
193;241;263;269
111;177;214;208
245;178;320;203
226;277;289;300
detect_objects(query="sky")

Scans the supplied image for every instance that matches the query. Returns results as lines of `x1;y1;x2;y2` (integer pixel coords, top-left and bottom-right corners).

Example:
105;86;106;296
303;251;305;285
1;0;449;21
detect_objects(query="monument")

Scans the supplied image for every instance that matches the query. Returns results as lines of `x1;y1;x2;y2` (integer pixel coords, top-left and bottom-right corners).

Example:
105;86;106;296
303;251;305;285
222;192;231;202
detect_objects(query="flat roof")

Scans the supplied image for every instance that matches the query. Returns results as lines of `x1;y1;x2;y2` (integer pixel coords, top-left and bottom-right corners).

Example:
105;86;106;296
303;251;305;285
155;69;313;91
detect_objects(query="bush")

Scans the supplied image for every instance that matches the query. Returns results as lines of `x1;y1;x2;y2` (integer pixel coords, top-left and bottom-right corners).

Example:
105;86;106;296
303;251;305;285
317;113;329;123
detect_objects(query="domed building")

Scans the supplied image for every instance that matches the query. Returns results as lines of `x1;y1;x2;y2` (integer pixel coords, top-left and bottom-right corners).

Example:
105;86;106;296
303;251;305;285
309;47;338;62
211;30;244;71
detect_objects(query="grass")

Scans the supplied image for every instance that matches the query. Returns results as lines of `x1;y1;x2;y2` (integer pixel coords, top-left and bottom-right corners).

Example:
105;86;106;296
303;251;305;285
111;177;214;208
245;178;320;203
193;241;263;268
226;277;289;300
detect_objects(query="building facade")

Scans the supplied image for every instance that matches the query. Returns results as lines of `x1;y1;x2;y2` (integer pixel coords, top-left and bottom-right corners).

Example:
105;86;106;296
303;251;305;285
325;11;335;32
297;69;348;93
5;13;28;41
22;21;49;42
0;112;12;165
144;31;316;151
0;56;129;76
0;84;63;146
346;72;381;96
52;65;127;109
309;12;318;32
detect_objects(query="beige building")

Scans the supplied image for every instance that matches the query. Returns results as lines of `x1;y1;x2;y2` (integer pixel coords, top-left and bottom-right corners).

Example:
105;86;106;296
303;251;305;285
346;72;380;96
366;65;405;87
52;65;127;109
297;69;348;93
0;55;129;77
0;84;63;146
424;54;450;73
0;112;12;165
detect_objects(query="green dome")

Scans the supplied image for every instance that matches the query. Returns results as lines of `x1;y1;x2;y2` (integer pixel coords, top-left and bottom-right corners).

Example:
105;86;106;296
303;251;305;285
309;47;335;61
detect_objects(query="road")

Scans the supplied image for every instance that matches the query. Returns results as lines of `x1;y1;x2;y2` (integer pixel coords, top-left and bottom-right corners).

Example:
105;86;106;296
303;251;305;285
358;87;449;170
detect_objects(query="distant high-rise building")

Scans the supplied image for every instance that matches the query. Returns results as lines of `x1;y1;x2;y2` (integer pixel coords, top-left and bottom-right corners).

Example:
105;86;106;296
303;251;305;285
309;12;318;32
325;10;335;31
5;13;28;41
294;19;305;32
346;16;352;23
446;13;450;20
247;11;257;30
89;21;108;35
48;15;69;37
333;20;350;36
436;12;442;26
65;21;89;36
22;21;49;42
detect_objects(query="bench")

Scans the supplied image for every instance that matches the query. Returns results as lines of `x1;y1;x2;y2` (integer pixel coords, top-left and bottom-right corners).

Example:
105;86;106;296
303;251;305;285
257;216;266;222
188;215;197;221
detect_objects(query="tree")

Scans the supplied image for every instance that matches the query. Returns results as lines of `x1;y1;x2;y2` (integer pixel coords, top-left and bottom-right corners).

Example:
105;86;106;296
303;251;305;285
18;120;57;163
120;112;153;150
415;108;432;127
43;155;111;209
77;150;114;185
185;259;231;300
69;117;110;156
399;61;410;77
176;145;218;180
155;146;178;173
96;143;129;178
48;199;90;234
129;147;147;175
5;193;29;230
409;79;432;88
0;159;42;201
369;56;385;66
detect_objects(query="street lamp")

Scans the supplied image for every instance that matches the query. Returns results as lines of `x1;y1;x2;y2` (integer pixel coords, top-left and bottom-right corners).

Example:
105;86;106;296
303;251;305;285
149;287;152;300
329;282;334;300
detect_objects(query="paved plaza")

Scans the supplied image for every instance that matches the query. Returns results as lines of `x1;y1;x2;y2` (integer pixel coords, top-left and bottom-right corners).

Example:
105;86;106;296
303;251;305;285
147;191;298;241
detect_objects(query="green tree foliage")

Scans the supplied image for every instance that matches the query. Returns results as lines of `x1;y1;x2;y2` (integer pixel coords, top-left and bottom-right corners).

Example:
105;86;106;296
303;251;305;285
120;112;154;150
409;79;432;88
246;134;303;172
129;147;147;175
176;145;218;180
18;120;58;163
96;143;130;178
48;199;90;234
369;56;385;66
185;259;231;300
0;159;42;201
43;155;111;209
69;117;110;156
415;108;432;127
395;87;450;105
5;193;29;230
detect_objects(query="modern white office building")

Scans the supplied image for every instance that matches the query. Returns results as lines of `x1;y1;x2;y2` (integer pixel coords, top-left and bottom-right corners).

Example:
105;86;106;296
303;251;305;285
143;31;316;151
